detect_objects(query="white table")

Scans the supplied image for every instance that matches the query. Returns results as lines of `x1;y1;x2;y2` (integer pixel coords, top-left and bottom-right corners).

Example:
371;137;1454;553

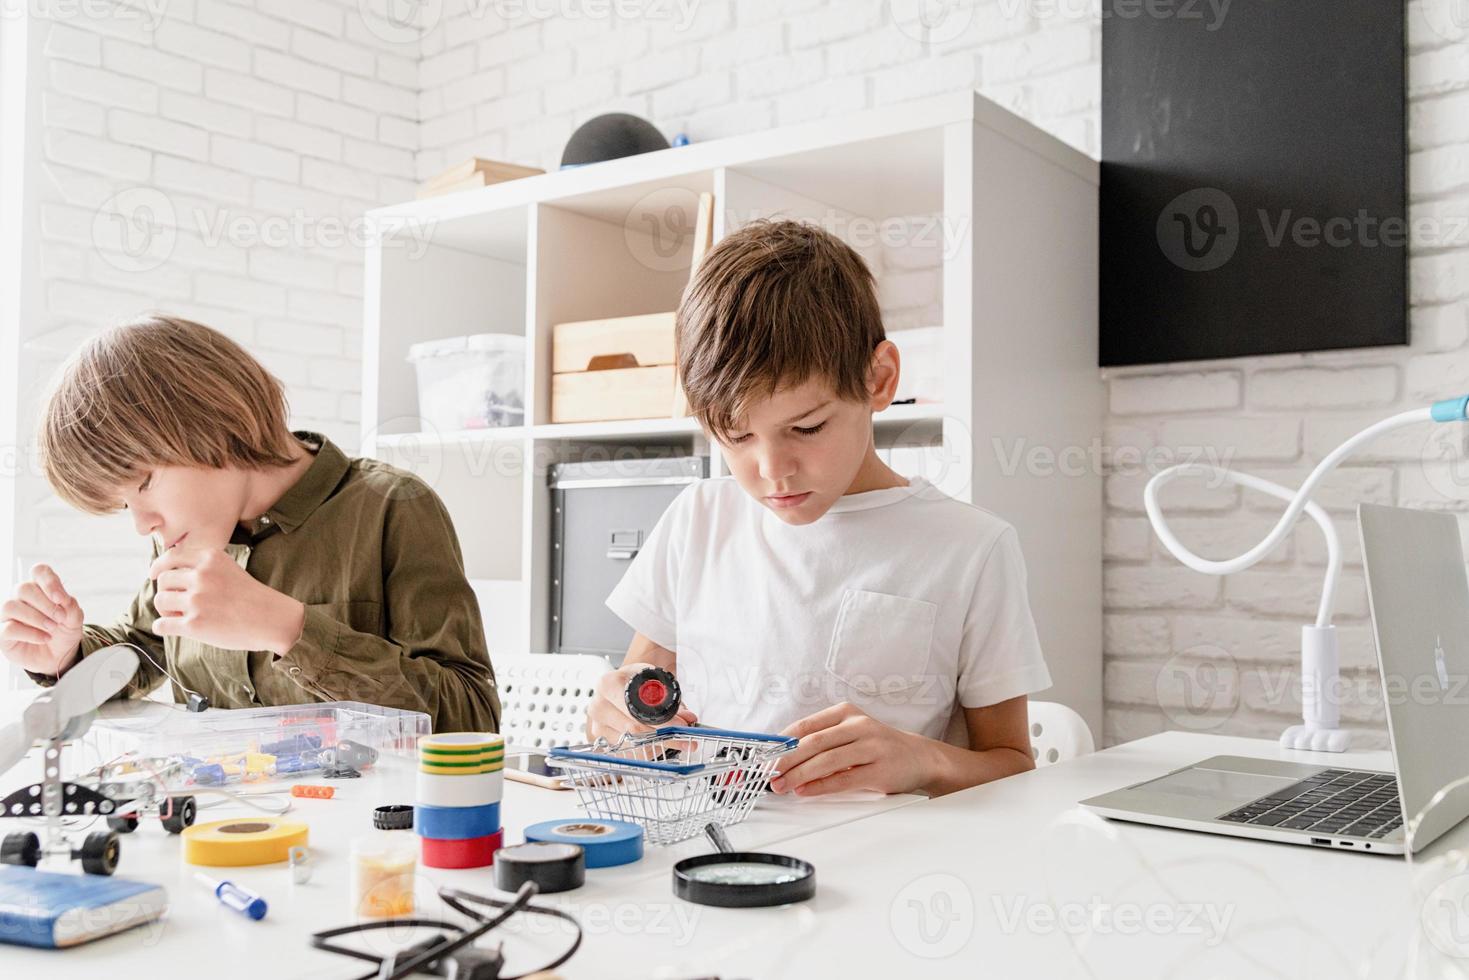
5;730;1464;979
538;732;1469;979
1;735;922;978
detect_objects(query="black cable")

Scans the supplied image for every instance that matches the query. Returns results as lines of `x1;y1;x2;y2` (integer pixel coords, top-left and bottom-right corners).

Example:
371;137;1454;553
308;882;582;980
442;888;584;979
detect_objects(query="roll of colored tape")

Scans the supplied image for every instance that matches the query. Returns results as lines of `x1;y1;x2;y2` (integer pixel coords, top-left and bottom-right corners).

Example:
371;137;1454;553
420;829;503;870
419;732;505;755
182;818;310;867
418;757;504;775
413;802;501;841
416;768;504;808
524;819;643;869
495;842;585;894
418;733;505;768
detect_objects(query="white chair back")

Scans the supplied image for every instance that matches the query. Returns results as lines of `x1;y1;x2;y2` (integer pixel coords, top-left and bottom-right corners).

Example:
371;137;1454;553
1028;700;1095;766
496;653;611;750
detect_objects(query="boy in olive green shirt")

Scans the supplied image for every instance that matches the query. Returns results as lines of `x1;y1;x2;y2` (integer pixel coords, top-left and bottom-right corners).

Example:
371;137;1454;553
0;315;500;733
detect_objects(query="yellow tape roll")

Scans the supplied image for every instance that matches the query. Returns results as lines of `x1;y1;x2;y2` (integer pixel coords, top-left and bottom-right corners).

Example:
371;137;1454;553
182;818;310;867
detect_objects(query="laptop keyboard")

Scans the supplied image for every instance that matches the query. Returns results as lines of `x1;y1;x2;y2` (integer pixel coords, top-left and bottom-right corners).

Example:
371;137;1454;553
1218;769;1404;839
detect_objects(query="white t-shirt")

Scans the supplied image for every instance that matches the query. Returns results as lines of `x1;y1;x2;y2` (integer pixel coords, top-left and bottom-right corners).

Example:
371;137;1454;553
605;476;1052;743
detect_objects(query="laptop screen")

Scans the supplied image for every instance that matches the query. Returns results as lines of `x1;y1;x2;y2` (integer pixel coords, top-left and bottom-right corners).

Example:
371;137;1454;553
1359;503;1469;852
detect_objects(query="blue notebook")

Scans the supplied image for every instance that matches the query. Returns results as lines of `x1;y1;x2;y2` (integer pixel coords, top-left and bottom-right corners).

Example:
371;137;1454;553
0;866;167;949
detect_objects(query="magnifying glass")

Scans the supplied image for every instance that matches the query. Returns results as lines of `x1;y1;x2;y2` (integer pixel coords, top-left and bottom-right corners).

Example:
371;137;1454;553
672;823;816;908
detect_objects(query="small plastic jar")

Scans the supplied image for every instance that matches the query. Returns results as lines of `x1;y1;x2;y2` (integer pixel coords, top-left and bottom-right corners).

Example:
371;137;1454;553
350;832;418;919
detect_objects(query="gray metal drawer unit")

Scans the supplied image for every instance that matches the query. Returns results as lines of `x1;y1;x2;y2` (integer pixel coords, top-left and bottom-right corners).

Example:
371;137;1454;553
549;455;708;661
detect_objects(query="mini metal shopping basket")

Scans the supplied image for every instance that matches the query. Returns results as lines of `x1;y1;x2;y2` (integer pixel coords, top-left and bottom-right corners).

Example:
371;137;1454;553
546;726;798;845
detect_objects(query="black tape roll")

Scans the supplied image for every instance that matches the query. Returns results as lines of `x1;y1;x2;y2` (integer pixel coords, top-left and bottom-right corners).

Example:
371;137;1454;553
494;842;586;894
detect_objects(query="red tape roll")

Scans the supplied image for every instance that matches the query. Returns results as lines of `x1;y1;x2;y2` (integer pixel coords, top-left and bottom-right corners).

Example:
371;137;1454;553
420;829;503;869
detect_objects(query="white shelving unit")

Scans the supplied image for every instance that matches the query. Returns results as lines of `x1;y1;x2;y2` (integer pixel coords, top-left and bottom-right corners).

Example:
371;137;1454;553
361;91;1103;735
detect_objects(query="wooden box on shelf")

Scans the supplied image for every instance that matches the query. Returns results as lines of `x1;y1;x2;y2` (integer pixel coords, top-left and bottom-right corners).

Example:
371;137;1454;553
549;311;681;423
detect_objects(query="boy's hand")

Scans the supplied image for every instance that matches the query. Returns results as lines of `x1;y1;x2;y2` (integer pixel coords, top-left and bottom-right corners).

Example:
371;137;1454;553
585;661;698;744
150;547;305;656
770;702;934;797
0;564;85;676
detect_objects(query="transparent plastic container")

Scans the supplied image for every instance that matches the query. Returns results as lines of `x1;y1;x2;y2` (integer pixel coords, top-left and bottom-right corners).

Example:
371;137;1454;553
406;333;526;431
89;700;431;791
351;832;418;919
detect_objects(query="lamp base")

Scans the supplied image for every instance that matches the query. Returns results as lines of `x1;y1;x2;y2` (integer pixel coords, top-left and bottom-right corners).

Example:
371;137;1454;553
1279;724;1352;753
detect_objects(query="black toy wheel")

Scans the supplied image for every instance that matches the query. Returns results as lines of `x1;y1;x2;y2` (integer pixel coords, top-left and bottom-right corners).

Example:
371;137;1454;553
107;813;141;834
0;832;41;868
159;796;196;834
78;832;120;876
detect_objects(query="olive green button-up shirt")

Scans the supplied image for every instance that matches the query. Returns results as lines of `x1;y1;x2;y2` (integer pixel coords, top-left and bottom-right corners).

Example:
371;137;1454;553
30;433;501;734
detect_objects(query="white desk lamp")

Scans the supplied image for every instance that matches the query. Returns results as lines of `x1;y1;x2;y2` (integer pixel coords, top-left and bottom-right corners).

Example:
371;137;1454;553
1145;395;1469;753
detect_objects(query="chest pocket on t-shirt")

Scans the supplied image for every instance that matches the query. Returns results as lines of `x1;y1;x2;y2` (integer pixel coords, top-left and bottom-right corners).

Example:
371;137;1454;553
824;589;937;697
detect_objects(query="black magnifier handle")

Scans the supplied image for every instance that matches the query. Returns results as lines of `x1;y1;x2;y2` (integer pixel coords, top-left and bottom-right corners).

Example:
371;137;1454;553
703;822;734;854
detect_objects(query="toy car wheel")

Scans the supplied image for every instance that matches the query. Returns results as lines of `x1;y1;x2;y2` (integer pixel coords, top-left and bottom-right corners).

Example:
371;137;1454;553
107;813;141;834
79;832;120;876
0;832;41;868
160;796;197;834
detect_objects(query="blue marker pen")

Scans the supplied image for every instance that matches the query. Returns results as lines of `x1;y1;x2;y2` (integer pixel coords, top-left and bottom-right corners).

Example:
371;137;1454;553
194;872;268;920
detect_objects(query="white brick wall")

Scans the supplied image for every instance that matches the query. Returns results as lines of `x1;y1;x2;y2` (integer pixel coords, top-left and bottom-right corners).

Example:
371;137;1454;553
405;0;1468;749
1097;0;1469;749
9;0;1466;751
9;0;421;647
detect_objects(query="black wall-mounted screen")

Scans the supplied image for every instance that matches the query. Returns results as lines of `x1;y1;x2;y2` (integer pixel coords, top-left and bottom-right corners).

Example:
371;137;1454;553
1100;0;1406;366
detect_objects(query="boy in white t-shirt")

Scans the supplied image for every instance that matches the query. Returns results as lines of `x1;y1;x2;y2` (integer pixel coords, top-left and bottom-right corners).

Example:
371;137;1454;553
587;219;1052;797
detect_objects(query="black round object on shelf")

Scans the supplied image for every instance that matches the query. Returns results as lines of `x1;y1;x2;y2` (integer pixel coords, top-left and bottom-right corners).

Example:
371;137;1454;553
560;113;669;169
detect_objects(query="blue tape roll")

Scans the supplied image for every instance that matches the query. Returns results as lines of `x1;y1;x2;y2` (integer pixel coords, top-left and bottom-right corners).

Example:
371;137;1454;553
524;818;643;868
413;802;502;841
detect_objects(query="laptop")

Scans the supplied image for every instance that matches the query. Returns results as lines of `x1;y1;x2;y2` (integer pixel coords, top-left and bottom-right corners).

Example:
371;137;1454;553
1080;503;1469;856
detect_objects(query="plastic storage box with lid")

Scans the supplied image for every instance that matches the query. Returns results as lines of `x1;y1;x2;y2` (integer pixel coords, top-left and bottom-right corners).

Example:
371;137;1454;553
407;333;526;432
88;701;431;790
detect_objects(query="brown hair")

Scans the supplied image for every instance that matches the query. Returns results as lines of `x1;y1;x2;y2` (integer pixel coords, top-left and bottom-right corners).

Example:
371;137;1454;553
676;218;885;441
39;314;300;514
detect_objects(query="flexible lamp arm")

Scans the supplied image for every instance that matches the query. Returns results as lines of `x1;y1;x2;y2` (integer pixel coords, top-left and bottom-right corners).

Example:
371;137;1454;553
1141;395;1469;752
